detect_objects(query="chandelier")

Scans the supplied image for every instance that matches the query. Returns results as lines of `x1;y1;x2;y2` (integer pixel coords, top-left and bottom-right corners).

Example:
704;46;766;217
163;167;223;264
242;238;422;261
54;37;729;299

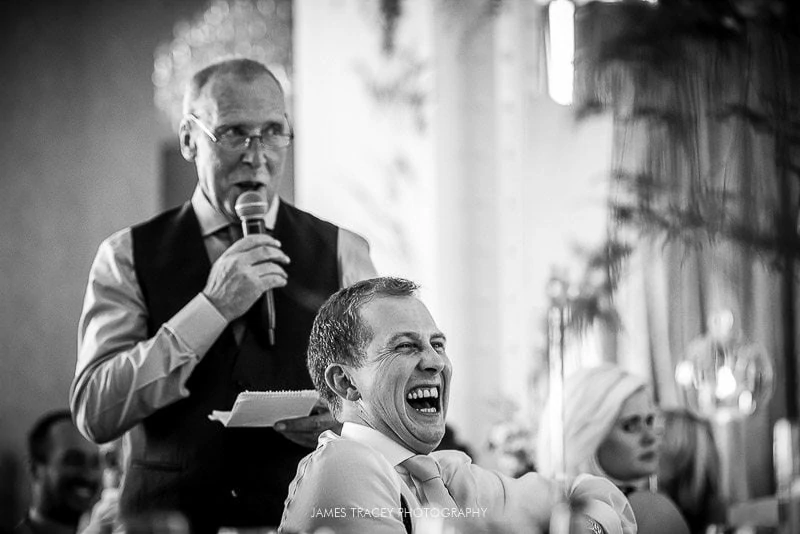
153;0;293;128
675;310;774;421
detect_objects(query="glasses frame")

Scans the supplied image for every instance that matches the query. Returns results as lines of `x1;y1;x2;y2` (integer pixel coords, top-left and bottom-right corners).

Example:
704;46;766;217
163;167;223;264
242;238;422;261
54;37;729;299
186;113;294;150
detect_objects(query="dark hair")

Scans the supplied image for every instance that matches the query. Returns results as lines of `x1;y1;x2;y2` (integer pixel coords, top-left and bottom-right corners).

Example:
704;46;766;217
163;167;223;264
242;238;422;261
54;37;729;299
28;410;74;466
307;277;419;414
182;58;283;116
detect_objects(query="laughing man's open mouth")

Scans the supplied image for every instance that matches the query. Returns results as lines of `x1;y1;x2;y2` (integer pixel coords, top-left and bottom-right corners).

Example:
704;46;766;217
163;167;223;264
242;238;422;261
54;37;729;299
406;385;441;414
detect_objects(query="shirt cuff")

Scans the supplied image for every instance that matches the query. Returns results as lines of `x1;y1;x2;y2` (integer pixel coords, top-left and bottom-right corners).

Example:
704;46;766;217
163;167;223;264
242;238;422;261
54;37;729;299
166;293;228;357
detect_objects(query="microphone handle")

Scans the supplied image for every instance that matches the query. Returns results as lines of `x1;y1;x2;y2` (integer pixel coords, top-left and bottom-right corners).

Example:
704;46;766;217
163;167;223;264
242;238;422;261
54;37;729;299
263;290;276;346
240;216;276;346
241;218;267;235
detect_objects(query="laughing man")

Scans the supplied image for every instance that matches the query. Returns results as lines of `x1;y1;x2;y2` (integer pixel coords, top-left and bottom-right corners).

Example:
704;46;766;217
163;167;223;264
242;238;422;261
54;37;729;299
279;277;636;534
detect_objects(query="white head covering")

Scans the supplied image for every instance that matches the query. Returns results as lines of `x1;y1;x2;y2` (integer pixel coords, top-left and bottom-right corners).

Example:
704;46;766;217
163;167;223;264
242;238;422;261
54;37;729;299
536;364;647;480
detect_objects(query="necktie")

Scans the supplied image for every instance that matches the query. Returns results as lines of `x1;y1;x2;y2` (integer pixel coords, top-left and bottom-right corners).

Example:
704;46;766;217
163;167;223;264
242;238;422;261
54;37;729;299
400;455;458;510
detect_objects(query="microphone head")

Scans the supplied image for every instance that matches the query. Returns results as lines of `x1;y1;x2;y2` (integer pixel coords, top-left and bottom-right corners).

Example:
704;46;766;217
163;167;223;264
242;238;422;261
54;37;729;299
234;190;268;220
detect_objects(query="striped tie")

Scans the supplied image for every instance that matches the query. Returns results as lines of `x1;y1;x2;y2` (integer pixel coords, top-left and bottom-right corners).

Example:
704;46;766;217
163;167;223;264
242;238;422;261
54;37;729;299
400;455;458;510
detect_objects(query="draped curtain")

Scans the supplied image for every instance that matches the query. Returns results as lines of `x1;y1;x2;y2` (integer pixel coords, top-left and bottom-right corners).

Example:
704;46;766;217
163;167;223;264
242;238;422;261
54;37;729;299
575;1;800;500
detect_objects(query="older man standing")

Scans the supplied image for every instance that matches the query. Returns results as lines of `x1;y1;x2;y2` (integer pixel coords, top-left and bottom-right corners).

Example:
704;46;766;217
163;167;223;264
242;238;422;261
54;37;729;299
70;58;376;533
280;277;636;534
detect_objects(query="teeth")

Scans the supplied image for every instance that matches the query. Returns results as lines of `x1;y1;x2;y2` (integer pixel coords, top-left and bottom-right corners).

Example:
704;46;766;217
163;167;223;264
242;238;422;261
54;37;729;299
406;386;441;415
406;386;439;400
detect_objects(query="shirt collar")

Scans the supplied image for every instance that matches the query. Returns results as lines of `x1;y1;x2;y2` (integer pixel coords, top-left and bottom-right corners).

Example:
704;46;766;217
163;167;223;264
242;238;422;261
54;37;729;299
191;186;280;237
341;422;416;467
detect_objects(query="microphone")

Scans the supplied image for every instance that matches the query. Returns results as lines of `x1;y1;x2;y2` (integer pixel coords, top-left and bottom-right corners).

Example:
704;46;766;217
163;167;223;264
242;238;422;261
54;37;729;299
234;190;276;346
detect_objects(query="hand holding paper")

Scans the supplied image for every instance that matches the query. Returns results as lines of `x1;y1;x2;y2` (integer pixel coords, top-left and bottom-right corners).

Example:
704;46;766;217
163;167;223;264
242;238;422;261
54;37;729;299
275;397;342;449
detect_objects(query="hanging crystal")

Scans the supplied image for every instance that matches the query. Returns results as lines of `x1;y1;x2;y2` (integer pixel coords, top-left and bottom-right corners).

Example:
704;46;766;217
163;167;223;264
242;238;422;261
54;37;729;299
675;310;774;422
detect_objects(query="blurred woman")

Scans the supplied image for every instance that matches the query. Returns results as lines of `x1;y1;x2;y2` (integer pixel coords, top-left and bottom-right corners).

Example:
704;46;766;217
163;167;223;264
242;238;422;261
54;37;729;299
537;364;690;534
658;409;725;533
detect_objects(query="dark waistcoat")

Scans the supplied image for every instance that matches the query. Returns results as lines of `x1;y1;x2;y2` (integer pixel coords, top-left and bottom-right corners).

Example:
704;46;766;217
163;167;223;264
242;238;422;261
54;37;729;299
124;201;339;533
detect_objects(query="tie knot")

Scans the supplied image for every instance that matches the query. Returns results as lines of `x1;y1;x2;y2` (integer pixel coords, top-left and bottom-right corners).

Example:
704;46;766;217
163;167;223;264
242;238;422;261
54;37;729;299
401;454;441;483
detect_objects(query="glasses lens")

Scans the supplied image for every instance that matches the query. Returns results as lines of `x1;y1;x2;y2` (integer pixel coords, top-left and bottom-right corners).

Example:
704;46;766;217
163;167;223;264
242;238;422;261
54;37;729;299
217;132;248;151
215;126;292;150
264;134;291;148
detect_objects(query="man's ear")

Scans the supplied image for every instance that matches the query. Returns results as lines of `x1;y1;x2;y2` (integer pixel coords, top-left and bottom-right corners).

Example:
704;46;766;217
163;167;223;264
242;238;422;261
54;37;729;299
324;364;361;402
178;119;196;162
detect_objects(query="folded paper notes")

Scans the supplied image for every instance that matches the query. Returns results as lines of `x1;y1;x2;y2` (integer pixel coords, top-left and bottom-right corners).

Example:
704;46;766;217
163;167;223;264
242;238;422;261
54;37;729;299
209;390;320;427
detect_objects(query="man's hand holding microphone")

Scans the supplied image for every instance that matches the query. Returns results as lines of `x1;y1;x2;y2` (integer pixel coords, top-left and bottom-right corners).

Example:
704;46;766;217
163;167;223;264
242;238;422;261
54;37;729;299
202;189;288;326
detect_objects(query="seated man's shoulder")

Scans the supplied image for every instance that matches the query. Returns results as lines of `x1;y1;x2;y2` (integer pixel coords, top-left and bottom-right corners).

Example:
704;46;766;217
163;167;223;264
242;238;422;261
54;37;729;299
282;435;406;532
295;435;398;487
319;434;385;463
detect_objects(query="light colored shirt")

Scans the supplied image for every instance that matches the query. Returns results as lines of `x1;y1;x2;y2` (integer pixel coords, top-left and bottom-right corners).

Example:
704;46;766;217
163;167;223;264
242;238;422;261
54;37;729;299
279;423;637;534
70;188;377;444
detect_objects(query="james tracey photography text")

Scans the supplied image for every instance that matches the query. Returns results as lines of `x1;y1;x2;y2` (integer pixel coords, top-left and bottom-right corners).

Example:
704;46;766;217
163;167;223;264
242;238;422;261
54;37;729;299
311;507;489;519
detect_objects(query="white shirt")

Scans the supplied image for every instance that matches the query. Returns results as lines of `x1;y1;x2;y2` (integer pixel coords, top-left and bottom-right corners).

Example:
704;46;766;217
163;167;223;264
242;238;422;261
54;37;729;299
280;423;637;534
341;422;443;505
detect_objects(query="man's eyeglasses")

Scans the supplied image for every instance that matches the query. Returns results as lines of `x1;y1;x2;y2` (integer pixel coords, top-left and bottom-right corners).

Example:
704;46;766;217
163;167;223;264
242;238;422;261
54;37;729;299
186;114;294;151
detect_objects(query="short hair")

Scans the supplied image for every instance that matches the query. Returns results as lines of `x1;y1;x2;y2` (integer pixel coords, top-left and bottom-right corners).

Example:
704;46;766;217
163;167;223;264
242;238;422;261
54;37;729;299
28;410;74;466
182;57;283;116
307;277;419;414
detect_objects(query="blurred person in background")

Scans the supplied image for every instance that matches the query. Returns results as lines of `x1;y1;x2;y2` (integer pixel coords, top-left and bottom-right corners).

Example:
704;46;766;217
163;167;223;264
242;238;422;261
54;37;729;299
537;363;691;534
76;440;123;534
14;410;101;534
658;408;725;533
